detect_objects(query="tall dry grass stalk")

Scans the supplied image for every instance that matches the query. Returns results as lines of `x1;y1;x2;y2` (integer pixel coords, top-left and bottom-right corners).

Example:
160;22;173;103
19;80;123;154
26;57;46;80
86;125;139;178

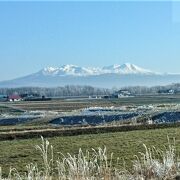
132;137;180;179
0;136;180;180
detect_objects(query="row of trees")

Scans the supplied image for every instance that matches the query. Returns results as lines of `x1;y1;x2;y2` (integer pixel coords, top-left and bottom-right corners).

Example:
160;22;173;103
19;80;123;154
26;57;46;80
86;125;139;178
121;83;180;95
0;83;180;97
0;85;111;97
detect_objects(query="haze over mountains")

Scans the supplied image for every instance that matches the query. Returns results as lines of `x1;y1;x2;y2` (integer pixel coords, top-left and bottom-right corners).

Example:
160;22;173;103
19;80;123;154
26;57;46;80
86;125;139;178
1;63;180;88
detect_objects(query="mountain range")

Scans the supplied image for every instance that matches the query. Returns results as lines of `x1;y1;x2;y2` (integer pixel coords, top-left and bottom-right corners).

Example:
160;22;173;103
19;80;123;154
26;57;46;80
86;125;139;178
41;63;154;76
1;63;180;88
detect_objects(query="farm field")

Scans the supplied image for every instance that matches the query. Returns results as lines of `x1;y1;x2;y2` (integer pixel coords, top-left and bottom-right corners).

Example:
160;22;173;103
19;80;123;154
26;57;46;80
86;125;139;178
0;95;180;178
0;127;179;177
0;95;180;138
2;94;180;112
1;95;180;127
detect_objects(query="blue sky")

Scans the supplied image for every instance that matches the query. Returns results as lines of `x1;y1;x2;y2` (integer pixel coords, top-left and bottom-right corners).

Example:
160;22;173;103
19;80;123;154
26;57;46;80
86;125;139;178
0;1;180;81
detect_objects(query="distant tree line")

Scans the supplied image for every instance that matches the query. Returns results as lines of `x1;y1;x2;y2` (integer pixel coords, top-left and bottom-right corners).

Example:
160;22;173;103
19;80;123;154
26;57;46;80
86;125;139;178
1;83;180;97
121;83;180;95
0;85;111;97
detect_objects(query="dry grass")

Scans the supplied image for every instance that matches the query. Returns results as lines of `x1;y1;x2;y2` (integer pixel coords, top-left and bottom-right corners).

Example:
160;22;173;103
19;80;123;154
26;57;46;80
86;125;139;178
0;136;180;180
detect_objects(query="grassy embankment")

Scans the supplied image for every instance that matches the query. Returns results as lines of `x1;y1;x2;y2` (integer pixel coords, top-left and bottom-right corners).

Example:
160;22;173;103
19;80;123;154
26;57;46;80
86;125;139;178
0;126;179;177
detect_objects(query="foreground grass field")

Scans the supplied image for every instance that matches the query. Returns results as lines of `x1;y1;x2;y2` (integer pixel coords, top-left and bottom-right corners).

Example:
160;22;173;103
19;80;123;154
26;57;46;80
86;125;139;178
0;127;180;177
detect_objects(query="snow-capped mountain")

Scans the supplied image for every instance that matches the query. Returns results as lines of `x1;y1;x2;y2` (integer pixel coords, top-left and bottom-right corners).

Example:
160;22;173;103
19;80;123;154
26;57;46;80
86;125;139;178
102;63;153;75
41;65;95;76
40;63;154;77
0;63;180;88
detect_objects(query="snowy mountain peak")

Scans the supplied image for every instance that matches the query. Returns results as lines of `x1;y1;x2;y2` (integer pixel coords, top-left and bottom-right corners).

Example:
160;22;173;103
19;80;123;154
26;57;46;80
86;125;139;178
43;67;58;73
40;63;154;77
102;63;153;74
120;63;136;69
1;63;178;88
119;63;153;74
42;65;88;76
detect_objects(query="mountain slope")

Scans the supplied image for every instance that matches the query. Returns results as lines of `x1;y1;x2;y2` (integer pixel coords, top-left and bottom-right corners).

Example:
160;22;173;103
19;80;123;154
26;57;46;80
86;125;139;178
40;63;154;77
0;63;180;88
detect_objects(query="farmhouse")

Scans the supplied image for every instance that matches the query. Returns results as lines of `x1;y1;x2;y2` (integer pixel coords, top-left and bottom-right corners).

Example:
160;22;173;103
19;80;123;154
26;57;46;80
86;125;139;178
8;95;22;102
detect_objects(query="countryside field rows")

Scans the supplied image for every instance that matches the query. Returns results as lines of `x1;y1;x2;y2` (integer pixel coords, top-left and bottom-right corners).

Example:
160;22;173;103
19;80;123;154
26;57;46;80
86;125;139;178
0;95;180;179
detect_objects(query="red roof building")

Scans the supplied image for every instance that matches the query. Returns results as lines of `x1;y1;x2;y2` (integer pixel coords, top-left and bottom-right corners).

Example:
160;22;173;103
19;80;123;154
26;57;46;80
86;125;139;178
8;95;22;101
